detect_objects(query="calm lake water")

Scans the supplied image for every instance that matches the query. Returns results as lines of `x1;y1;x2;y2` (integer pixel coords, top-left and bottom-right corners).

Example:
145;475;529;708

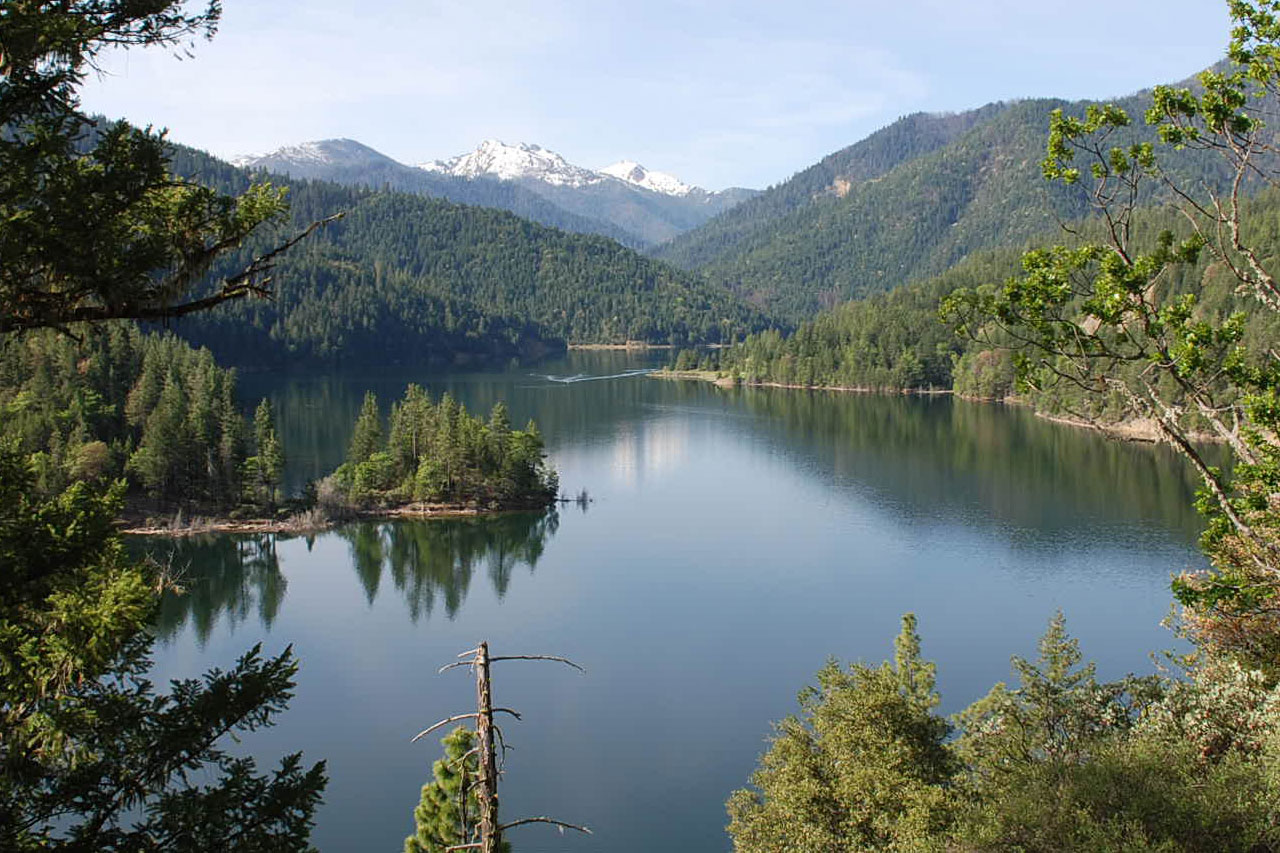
144;351;1211;852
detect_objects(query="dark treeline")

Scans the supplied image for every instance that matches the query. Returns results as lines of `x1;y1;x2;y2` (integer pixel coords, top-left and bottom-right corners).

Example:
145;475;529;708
706;248;1024;390
0;323;276;509
159;147;770;369
0;324;560;518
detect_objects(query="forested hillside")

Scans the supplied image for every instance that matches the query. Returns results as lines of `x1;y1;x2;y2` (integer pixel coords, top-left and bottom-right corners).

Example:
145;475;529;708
655;80;1246;321
699;187;1280;414
652;104;1009;270
0;323;283;511
163;148;770;367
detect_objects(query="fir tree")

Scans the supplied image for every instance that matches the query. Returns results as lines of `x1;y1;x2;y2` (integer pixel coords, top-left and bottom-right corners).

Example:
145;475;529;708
348;391;383;465
252;398;285;512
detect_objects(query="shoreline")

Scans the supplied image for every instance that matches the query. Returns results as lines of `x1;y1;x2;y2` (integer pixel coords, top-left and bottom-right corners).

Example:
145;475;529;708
568;342;676;351
120;500;555;538
649;369;951;395
651;369;1221;443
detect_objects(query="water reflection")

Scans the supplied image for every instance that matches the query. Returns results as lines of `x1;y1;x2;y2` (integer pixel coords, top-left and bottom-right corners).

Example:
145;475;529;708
335;511;558;621
153;534;286;645
149;511;558;638
150;353;1219;853
235;352;672;493
726;386;1216;546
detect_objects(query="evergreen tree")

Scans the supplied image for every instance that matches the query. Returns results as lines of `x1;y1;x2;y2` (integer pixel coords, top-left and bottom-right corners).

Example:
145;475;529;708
0;446;327;850
0;3;328;846
348;391;384;465
727;614;956;852
0;2;301;333
252;398;285;512
404;727;510;853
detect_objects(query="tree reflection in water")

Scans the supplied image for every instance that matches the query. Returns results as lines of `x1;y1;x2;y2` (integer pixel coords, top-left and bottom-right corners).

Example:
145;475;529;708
150;510;559;641
153;534;286;646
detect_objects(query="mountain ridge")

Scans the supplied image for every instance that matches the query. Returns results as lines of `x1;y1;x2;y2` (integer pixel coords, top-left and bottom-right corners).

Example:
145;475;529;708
650;71;1249;320
235;137;759;247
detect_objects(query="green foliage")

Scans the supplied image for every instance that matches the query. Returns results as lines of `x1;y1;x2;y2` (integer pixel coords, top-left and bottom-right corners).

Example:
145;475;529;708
335;386;557;509
0;446;326;850
0;2;293;333
948;615;1280;852
249;398;285;511
732;613;1280;853
0;323;260;509
404;727;509;853
727;614;957;852
347;391;384;466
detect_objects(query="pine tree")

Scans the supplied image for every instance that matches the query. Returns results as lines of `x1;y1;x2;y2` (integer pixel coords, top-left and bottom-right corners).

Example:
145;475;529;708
348;391;383;465
727;614;956;852
0;445;327;849
404;727;508;853
253;398;285;512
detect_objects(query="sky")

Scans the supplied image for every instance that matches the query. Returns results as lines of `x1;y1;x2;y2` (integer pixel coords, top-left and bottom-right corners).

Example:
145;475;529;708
80;0;1233;191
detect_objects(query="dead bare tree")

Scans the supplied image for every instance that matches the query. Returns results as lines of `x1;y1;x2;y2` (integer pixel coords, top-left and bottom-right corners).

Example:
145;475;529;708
411;641;589;853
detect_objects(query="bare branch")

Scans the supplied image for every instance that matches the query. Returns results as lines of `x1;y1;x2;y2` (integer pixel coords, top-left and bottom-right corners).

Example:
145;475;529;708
489;654;585;672
410;714;480;743
499;816;592;835
439;661;474;674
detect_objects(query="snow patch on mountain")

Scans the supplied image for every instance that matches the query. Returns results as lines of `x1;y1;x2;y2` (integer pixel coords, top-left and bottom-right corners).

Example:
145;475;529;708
600;160;694;197
418;140;705;197
418;139;604;188
232;139;390;170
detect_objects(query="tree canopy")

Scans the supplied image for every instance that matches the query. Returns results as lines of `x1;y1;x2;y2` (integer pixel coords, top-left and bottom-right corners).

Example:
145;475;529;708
0;3;327;848
0;0;337;333
945;0;1280;661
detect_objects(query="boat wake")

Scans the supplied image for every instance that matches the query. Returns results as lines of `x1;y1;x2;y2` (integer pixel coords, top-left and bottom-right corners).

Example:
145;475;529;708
536;368;656;384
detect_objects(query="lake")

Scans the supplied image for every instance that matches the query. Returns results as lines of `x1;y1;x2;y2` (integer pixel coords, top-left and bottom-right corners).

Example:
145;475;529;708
143;351;1210;852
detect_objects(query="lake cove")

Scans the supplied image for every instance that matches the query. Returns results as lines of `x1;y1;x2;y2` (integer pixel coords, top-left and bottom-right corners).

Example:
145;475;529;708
142;351;1208;853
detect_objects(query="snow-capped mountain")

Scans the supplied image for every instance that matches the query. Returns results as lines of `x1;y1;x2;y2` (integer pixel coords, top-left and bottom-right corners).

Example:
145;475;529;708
232;138;395;173
233;137;758;247
419;140;603;189
421;140;708;199
600;160;693;197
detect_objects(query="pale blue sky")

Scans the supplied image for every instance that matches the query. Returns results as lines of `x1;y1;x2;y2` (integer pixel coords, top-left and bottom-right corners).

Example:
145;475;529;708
81;0;1231;190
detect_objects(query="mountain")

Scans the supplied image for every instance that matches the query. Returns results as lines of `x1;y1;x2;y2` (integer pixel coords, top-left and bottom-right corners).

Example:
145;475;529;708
419;139;601;187
165;144;772;368
601;160;693;196
237;138;759;248
651;77;1244;321
232;138;640;246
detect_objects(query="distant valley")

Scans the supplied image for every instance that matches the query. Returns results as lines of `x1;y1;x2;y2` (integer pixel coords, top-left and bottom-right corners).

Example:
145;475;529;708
164;144;770;369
